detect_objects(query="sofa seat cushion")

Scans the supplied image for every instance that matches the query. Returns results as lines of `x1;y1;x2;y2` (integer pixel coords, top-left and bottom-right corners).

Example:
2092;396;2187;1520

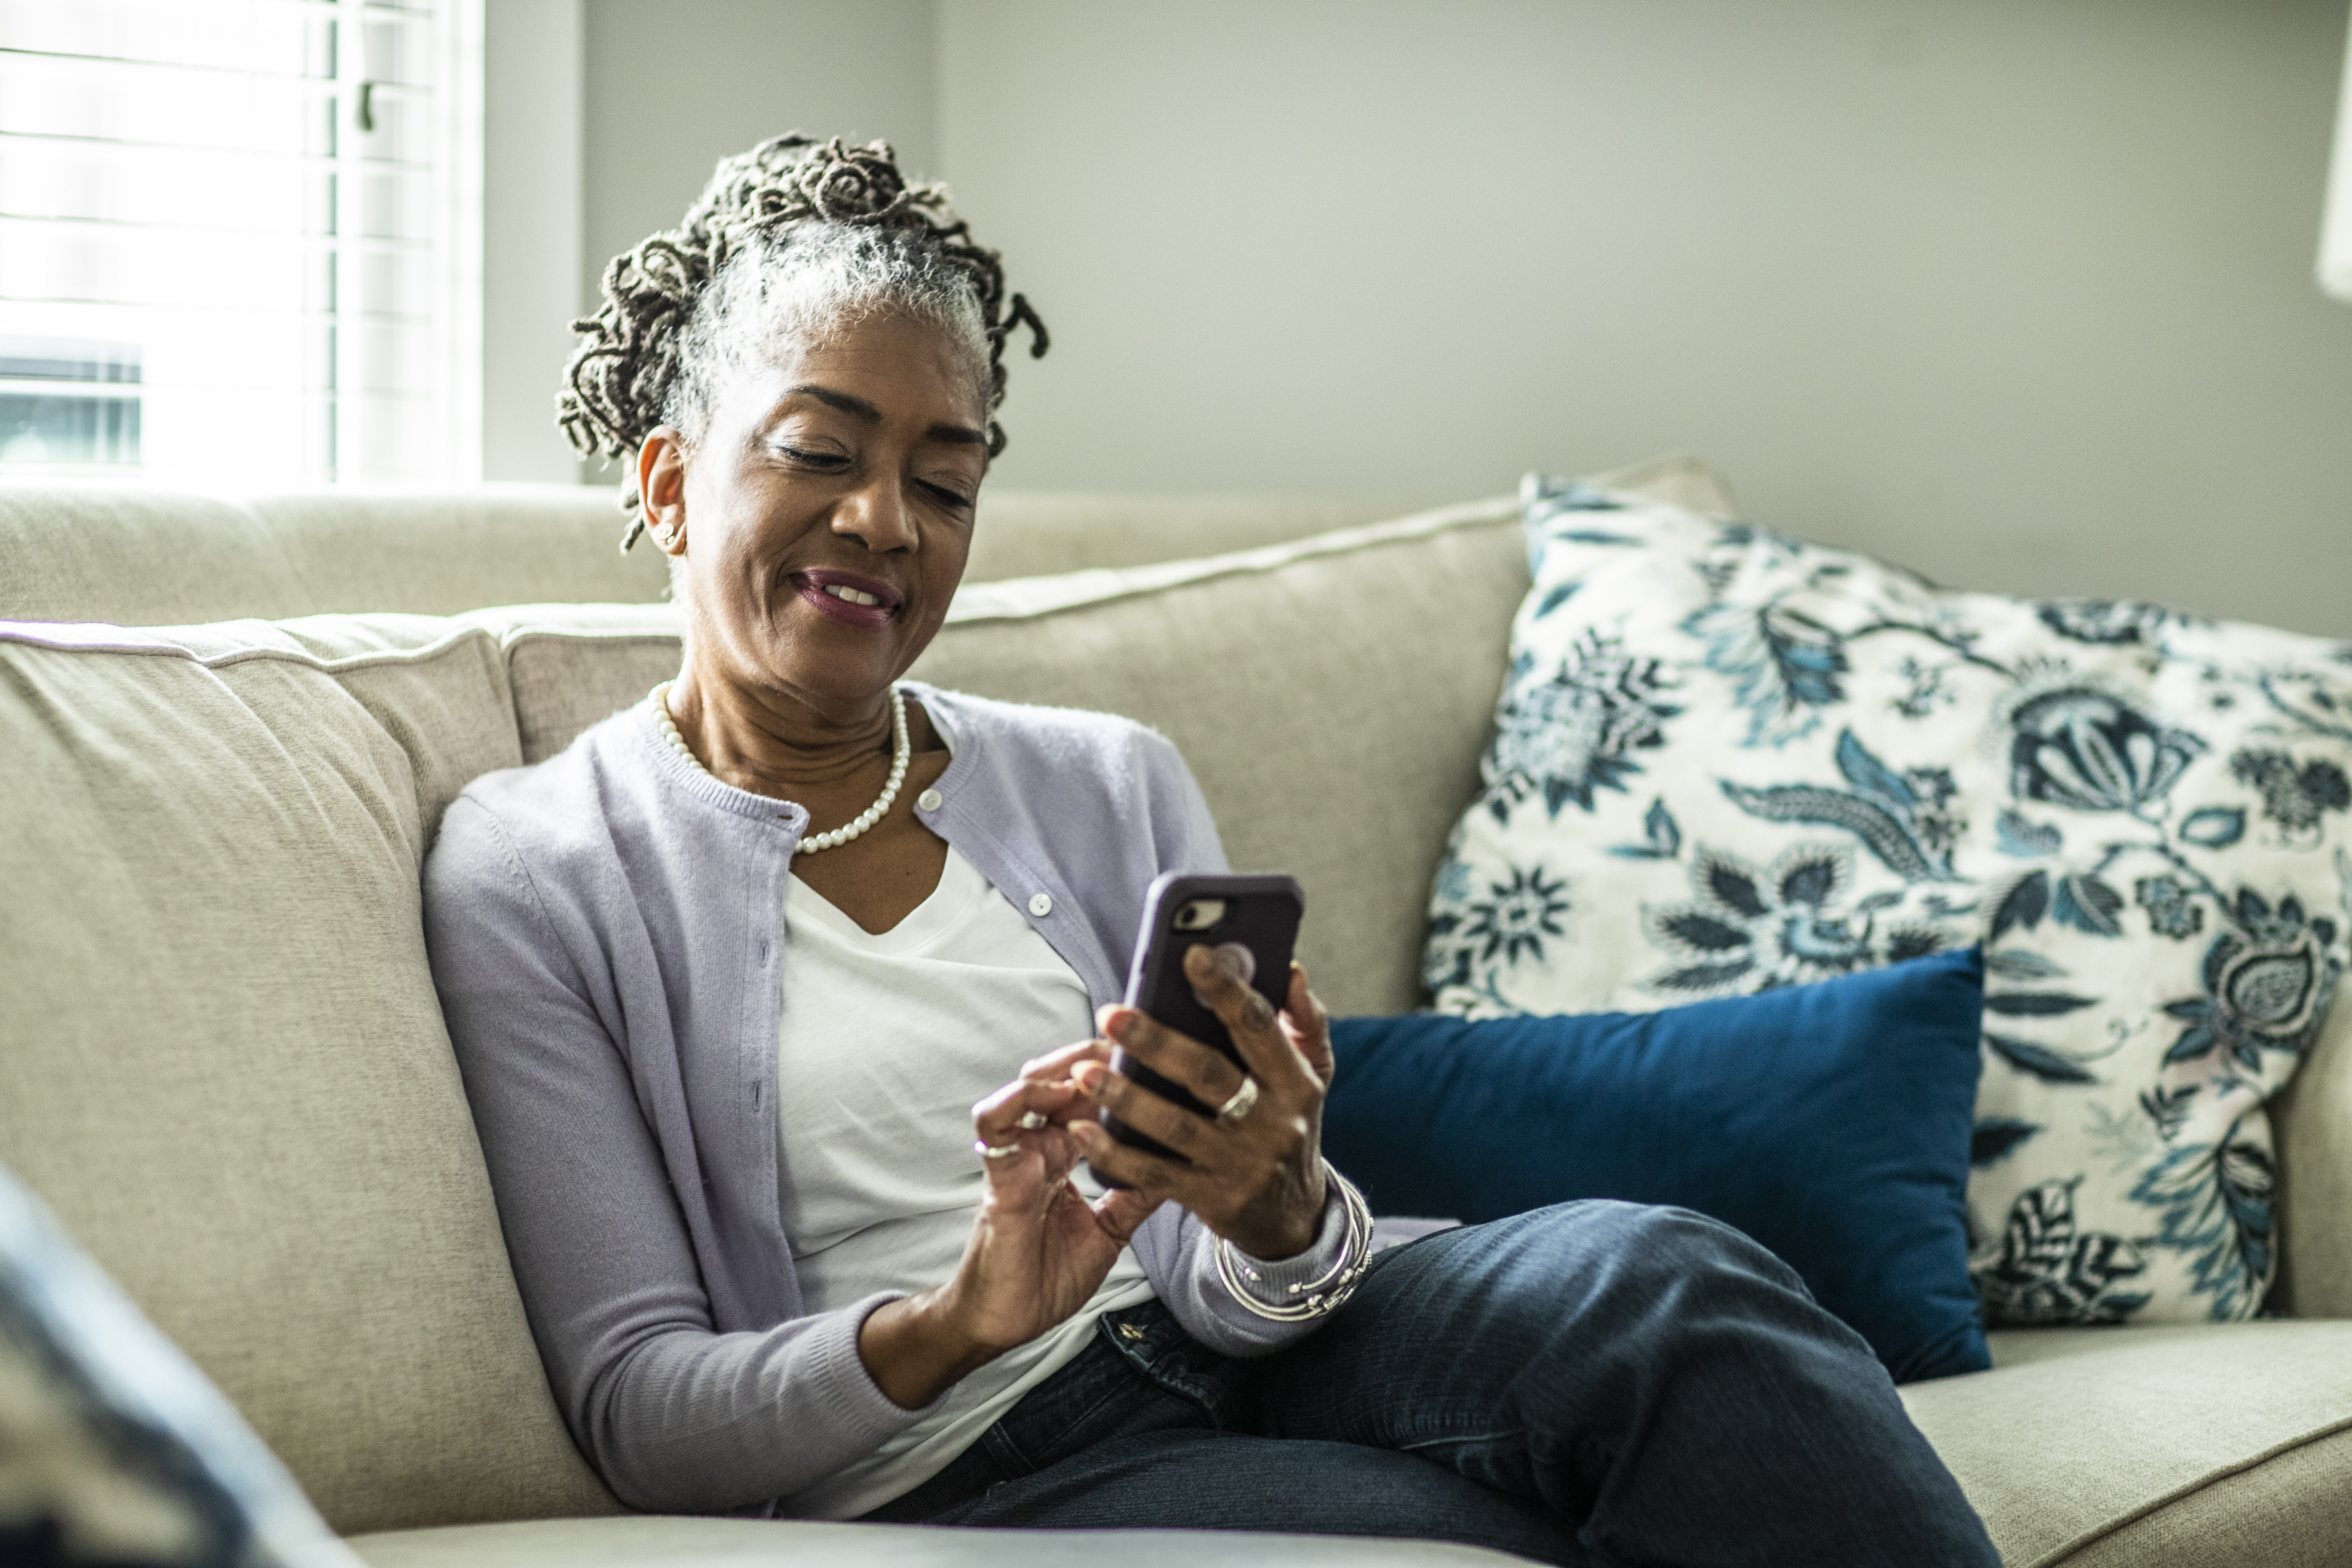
348;1319;2352;1568
346;1516;1538;1568
0;616;617;1534
1905;1320;2352;1566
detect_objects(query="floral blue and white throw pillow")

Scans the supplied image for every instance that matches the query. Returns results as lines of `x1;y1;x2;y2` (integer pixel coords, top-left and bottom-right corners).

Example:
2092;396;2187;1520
1425;475;2352;1327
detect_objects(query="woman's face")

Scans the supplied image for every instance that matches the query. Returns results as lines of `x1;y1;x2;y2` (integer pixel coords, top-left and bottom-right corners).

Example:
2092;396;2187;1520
643;309;989;720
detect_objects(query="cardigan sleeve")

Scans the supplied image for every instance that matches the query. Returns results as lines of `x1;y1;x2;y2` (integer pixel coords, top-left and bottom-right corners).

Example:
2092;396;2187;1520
422;793;940;1513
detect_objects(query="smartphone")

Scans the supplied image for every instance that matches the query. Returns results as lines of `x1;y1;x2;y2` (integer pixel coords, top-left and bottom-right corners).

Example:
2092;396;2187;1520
1089;871;1305;1185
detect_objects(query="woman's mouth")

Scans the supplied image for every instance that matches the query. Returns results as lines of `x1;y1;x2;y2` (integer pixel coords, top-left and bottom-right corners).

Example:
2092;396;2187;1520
793;570;901;630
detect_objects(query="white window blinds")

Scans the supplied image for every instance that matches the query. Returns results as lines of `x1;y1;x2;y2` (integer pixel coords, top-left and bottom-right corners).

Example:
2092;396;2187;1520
0;0;481;484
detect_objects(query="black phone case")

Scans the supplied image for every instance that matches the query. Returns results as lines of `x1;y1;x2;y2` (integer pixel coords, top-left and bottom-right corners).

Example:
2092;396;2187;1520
1091;871;1304;1182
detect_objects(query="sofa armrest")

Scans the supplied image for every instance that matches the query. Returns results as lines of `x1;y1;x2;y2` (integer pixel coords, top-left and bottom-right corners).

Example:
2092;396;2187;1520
2276;987;2352;1315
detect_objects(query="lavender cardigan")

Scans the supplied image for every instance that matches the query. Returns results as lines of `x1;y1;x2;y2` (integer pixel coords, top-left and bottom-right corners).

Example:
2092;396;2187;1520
421;683;1347;1514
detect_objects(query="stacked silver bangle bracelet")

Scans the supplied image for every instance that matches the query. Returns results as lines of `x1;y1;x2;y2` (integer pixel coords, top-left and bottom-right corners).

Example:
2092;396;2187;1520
1215;1163;1375;1323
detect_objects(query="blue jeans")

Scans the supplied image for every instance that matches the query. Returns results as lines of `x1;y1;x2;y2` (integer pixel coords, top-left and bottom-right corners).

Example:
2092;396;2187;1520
864;1203;1999;1566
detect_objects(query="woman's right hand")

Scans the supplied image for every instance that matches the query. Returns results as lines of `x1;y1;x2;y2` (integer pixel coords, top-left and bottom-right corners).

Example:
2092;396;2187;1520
856;1039;1163;1409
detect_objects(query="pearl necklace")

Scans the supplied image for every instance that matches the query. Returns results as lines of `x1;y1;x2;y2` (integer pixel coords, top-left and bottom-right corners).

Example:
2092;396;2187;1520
648;681;910;854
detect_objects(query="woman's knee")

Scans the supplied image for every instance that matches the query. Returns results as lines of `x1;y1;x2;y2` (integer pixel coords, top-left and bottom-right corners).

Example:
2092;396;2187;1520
1574;1202;1806;1294
1416;1202;1844;1370
1467;1201;1802;1305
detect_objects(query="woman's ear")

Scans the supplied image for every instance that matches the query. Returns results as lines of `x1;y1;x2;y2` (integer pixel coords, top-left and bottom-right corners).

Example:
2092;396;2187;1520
637;427;691;556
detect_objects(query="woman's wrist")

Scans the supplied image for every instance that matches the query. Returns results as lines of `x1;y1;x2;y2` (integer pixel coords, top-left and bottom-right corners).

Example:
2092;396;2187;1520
1216;1164;1374;1323
857;1287;1002;1410
1222;1159;1330;1262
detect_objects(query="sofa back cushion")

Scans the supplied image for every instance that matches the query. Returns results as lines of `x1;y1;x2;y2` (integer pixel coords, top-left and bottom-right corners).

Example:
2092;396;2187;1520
919;500;1529;1015
1;484;1413;627
243;489;672;616
475;499;1531;1017
0;618;618;1534
962;492;1416;581
0;484;671;626
0;486;317;625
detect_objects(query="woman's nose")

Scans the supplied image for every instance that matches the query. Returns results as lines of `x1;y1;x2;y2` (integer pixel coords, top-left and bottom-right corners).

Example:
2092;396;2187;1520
831;478;919;553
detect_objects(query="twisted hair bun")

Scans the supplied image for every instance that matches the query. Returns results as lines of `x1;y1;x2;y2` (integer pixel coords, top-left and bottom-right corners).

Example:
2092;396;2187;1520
557;134;1047;548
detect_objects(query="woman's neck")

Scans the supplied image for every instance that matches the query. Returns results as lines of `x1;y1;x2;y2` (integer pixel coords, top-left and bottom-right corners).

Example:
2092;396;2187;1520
664;664;940;803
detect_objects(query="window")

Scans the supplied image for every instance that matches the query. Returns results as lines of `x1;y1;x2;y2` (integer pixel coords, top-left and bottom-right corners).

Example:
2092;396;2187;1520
0;0;481;485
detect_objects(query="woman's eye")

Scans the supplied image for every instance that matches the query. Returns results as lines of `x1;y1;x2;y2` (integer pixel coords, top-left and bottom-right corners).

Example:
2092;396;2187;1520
778;445;848;469
923;481;976;511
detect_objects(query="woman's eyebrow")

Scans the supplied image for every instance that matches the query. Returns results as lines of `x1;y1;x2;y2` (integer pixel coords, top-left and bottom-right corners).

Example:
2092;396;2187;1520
785;383;881;422
784;383;986;447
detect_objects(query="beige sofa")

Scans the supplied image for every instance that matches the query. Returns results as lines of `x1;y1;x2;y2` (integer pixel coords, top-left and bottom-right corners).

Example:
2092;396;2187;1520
3;466;2350;1568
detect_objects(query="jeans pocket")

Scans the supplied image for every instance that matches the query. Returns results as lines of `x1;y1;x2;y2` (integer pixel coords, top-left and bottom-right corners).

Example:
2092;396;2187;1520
1091;1301;1239;1427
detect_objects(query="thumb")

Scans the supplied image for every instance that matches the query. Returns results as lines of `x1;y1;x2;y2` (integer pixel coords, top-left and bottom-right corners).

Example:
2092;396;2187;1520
1090;1186;1164;1245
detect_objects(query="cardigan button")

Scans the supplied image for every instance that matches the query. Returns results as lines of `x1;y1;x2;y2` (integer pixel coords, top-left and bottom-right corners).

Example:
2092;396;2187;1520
917;788;943;812
1028;892;1054;917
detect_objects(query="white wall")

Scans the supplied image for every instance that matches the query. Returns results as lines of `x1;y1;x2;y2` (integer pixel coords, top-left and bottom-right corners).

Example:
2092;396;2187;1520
938;0;2352;637
483;0;935;481
494;1;2352;637
579;0;937;316
483;0;584;483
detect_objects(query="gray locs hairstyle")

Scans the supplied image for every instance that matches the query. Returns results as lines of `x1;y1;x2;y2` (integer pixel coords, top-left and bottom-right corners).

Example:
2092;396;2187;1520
557;134;1049;551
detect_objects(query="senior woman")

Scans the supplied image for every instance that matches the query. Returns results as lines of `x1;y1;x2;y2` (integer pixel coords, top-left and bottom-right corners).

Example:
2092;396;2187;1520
423;135;1997;1566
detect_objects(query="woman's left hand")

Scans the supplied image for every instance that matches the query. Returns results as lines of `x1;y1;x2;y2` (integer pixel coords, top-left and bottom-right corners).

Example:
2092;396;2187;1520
1069;948;1334;1261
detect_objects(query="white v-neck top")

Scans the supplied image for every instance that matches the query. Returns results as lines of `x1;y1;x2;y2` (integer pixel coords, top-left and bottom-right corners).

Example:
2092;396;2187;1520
774;844;1155;1520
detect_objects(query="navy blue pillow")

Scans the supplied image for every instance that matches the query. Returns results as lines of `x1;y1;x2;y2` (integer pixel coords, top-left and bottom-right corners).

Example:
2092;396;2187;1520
1324;947;1989;1383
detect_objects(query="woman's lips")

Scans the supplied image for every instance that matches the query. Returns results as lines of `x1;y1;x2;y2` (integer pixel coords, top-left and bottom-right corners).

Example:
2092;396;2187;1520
793;570;900;631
